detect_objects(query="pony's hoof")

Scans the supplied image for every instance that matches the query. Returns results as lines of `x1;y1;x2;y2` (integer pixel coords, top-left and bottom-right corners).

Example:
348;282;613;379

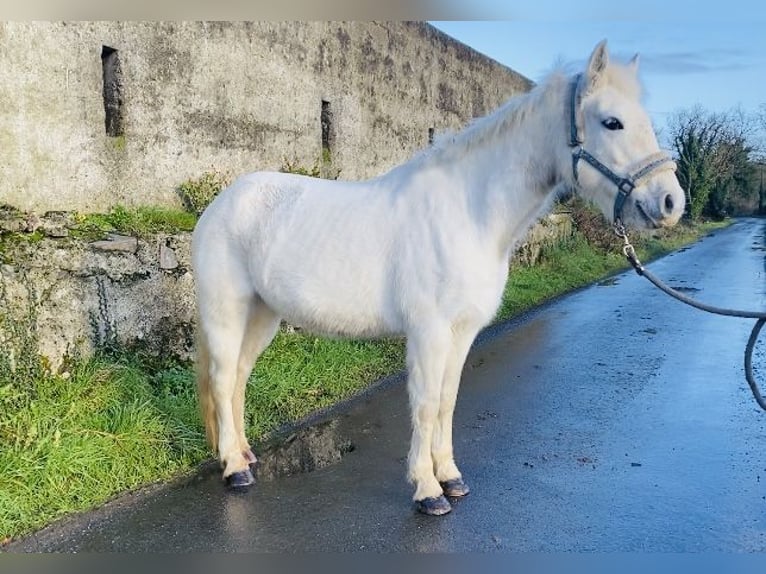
225;468;255;489
440;478;470;498
415;494;452;516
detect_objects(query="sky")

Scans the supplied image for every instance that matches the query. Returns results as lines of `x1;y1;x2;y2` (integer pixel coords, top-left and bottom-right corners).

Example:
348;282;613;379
431;4;766;143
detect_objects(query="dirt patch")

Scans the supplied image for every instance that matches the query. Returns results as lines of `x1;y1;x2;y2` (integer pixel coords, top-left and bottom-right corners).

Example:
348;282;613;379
255;419;355;480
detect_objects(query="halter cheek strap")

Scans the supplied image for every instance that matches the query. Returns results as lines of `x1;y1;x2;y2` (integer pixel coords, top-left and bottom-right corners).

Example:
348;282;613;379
567;74;676;223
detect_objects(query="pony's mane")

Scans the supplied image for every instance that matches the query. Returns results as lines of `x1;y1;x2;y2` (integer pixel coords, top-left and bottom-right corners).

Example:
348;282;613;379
413;73;562;170
386;60;642;177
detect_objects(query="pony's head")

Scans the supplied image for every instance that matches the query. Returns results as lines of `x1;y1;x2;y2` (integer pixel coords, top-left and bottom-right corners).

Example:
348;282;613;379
568;40;685;229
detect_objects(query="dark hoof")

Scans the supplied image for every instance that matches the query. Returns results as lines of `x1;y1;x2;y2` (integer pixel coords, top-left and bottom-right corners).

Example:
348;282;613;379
243;448;258;466
440;478;470;498
415;494;452;516
225;468;255;489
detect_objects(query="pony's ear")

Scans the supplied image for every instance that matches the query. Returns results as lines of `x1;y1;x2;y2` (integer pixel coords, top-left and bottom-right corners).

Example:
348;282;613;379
628;53;640;74
584;39;609;94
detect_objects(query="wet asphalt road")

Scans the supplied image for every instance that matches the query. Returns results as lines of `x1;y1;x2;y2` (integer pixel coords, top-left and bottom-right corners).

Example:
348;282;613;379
10;218;766;552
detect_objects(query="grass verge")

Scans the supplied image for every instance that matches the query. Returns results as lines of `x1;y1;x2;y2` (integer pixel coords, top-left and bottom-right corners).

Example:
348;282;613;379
0;215;728;543
0;356;206;542
496;219;727;320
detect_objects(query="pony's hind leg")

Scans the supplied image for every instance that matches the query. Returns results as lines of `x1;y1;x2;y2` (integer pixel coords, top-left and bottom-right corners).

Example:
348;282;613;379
431;324;481;498
406;323;452;515
200;295;259;487
233;301;281;467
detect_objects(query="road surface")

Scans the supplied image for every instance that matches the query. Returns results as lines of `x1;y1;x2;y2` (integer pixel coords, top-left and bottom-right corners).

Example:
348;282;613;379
9;218;766;552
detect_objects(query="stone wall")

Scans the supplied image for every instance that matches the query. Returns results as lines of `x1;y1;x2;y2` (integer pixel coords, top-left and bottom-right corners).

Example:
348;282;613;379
0;211;573;370
0;219;196;368
0;21;531;213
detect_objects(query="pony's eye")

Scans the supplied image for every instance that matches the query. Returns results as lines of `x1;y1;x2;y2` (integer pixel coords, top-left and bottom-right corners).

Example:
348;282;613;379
602;117;624;130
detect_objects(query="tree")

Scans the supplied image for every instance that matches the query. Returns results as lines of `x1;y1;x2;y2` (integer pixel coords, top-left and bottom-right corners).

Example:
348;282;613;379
706;140;754;218
755;161;766;215
667;106;759;219
757;104;766;214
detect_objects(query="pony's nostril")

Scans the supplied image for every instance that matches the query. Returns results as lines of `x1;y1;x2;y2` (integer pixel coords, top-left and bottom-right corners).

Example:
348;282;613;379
664;194;674;214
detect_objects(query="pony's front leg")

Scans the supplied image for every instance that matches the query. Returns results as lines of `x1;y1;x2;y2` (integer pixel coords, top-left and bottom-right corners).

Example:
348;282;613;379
406;325;452;515
431;325;481;498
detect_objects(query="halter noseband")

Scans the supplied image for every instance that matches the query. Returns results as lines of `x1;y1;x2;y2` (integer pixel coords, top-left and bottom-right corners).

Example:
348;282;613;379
568;73;676;224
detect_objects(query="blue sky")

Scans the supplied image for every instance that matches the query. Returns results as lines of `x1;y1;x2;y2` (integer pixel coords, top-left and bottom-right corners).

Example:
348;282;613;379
431;7;766;141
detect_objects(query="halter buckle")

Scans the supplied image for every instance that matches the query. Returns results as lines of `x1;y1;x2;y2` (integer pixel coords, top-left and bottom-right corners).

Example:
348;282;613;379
618;179;635;195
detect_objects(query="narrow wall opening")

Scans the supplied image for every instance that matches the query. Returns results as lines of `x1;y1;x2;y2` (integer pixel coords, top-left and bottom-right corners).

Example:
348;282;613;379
101;46;124;137
321;99;334;161
428;127;435;145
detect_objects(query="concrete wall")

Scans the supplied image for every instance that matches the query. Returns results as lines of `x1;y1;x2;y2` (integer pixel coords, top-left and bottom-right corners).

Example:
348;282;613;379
0;21;532;213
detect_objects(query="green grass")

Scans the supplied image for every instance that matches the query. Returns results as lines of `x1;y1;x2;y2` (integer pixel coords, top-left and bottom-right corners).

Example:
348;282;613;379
246;334;404;438
0;215;728;543
0;335;406;542
0;356;206;541
498;234;624;320
71;205;198;240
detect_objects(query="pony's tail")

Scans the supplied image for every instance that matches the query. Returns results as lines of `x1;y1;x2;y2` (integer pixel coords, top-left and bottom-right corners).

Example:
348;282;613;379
196;327;218;454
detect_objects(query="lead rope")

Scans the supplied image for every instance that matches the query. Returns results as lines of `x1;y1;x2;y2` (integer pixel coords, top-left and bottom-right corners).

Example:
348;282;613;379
614;221;766;411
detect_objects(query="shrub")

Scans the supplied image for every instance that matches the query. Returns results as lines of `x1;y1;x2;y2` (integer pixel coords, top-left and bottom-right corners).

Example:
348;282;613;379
565;197;619;252
280;158;322;178
177;170;231;215
280;157;341;180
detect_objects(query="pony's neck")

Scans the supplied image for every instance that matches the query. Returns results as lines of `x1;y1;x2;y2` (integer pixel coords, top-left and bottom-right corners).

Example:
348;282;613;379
425;74;571;260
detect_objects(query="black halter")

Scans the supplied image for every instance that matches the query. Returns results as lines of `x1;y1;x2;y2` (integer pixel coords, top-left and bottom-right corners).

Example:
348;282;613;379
567;74;676;223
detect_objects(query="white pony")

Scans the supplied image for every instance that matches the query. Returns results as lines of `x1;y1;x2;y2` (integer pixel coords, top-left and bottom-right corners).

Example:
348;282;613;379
192;41;685;515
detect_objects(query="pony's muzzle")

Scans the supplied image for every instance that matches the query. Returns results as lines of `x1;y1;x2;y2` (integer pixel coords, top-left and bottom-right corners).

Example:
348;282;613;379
658;187;686;226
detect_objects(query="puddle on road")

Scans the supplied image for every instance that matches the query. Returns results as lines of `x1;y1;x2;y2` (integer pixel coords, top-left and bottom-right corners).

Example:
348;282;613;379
669;285;700;293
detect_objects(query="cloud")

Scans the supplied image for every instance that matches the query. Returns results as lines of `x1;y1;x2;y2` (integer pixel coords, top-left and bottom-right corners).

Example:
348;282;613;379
638;49;753;75
548;47;754;79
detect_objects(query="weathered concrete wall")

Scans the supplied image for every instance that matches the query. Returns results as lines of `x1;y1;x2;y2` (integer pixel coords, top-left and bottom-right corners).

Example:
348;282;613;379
0;21;532;213
0;211;572;370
